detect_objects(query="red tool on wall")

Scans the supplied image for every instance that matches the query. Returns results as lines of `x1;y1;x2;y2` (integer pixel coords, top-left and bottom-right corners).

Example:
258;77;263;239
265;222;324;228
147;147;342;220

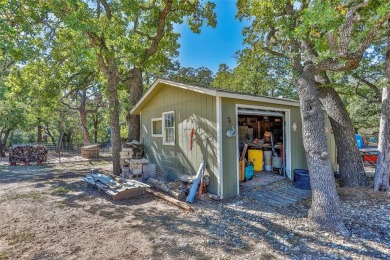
190;128;195;151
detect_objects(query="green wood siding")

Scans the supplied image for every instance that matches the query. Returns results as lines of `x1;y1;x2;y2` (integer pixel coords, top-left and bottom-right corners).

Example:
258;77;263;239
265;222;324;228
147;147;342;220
140;84;219;194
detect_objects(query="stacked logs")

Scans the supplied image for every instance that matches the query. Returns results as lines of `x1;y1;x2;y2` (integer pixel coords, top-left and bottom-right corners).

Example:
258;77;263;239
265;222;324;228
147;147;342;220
9;145;48;165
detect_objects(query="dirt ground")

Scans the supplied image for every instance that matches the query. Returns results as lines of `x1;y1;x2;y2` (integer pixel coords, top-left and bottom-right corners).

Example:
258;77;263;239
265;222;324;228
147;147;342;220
0;157;389;260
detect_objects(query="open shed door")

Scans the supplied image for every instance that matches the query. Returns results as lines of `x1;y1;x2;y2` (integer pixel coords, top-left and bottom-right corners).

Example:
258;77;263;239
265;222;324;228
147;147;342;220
237;108;287;179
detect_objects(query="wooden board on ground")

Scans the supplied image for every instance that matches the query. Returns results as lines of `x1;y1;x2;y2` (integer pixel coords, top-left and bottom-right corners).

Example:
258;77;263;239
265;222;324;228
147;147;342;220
146;188;194;212
146;178;185;200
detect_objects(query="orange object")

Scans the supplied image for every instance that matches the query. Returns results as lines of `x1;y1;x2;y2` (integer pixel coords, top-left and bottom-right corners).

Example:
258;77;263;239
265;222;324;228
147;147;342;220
239;159;246;182
198;182;207;197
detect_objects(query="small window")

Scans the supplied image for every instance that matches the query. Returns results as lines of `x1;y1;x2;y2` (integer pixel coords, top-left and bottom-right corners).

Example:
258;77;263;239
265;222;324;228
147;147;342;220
162;111;175;145
151;118;162;137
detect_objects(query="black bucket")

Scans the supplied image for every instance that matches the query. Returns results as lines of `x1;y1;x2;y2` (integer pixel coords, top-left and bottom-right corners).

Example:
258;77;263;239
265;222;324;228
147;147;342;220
293;169;311;190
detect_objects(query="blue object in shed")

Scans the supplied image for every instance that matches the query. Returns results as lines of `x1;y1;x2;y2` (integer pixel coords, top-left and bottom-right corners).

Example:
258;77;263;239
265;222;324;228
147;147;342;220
245;165;254;180
293;169;311;190
355;134;364;148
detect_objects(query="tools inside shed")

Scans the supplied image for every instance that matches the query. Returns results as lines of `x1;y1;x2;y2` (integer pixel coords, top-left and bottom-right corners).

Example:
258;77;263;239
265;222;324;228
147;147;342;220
237;109;285;181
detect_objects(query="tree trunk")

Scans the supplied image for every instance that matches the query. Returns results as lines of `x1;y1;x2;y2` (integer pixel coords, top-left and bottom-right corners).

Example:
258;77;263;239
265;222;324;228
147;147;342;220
93;114;99;144
127;68;143;142
0;128;11;157
374;86;390;191
0;128;3;157
56;131;64;153
93;48;122;175
80;109;91;145
297;64;349;235
37;124;43;144
318;86;368;187
44;124;56;145
63;131;72;150
374;20;390;192
107;74;121;175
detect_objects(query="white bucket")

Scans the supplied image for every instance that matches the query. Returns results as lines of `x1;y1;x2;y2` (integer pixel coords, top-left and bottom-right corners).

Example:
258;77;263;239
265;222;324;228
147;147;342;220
265;165;272;171
272;156;282;168
264;150;272;166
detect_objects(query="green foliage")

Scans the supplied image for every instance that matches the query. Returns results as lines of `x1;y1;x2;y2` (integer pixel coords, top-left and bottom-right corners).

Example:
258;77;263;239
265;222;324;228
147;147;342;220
333;44;386;131
166;65;214;86
347;96;381;130
213;51;297;99
236;0;389;132
1;1;217;147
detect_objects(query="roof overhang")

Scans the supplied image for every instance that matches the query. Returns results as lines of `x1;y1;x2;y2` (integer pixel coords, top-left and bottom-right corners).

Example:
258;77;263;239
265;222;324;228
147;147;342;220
130;79;300;115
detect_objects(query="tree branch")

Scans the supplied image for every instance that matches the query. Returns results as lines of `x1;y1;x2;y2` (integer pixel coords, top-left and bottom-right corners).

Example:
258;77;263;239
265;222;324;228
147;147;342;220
354;82;380;103
337;0;369;58
140;0;157;11
100;0;112;20
319;11;390;73
134;30;153;40
141;0;173;64
261;46;290;59
352;74;381;100
356;12;390;56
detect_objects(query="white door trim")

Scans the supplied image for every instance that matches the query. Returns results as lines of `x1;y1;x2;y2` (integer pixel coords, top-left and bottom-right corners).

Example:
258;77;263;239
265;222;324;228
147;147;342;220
216;96;223;198
235;104;292;196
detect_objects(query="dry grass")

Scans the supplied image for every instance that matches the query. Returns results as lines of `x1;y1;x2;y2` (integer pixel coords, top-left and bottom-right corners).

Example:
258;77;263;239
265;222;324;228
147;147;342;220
8;192;43;200
7;232;33;245
54;200;68;208
51;186;72;195
0;250;10;260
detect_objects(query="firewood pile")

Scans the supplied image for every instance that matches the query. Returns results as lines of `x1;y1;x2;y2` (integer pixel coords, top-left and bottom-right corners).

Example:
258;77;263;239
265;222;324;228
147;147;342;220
80;144;99;159
9;145;48;165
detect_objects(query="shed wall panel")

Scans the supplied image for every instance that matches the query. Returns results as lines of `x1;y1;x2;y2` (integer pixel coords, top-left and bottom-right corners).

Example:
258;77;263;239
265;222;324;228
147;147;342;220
140;85;219;194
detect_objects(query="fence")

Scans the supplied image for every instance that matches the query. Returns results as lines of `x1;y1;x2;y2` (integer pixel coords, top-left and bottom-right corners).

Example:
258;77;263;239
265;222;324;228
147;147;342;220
9;142;112;161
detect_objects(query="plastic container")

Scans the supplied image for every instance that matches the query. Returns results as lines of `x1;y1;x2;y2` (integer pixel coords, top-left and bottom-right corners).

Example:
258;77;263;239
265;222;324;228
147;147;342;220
272;156;282;168
248;149;263;171
293;169;311;190
355;134;364;149
245;165;254;180
264;150;272;169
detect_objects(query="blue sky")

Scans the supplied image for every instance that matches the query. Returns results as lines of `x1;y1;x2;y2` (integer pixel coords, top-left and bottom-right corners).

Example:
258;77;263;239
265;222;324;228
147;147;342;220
174;0;248;73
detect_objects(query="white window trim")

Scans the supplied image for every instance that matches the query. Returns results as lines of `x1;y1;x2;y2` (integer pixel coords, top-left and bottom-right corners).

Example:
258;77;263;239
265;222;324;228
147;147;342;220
162;111;175;146
151;117;163;137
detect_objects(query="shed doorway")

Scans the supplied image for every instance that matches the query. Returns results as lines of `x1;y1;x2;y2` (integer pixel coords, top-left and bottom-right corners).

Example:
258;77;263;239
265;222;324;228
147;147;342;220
236;107;288;192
